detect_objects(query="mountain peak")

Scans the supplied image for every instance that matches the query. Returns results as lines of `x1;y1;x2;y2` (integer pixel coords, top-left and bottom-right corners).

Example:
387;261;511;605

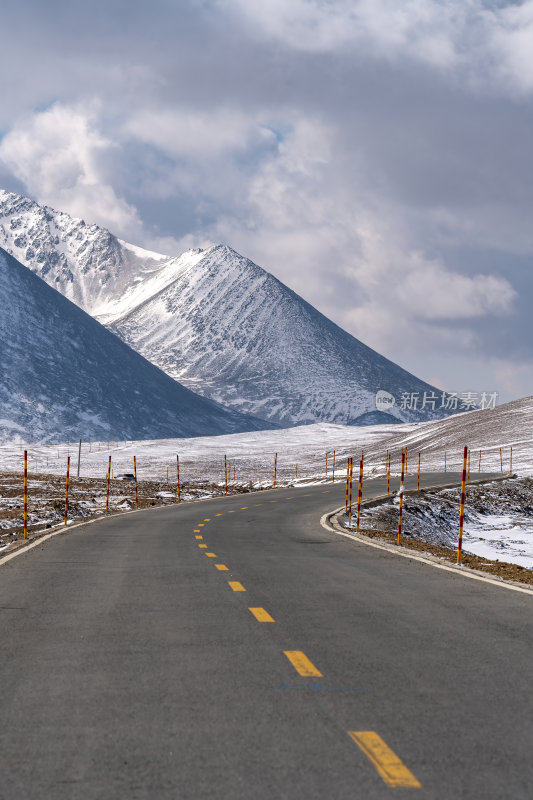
0;245;270;443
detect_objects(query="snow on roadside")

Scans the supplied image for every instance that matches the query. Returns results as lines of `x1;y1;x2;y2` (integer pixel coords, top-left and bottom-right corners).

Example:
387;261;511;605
352;478;533;570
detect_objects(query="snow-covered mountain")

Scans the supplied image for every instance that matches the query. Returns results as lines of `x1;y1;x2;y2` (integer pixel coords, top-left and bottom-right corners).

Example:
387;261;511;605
0;190;453;427
0;189;168;316
0;246;271;444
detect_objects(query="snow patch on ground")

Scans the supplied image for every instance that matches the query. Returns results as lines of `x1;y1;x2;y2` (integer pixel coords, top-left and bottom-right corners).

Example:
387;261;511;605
358;478;533;570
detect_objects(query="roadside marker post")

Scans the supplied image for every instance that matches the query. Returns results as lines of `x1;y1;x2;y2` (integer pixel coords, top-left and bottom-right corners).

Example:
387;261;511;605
417;452;420;491
133;456;139;509
345;458;350;512
397;450;405;545
332;450;336;483
177;455;181;503
356;455;364;532
274;453;277;489
224;454;228;495
457;446;468;564
295;464;298;480
348;458;353;523
106;456;111;513
64;456;70;525
23;450;28;539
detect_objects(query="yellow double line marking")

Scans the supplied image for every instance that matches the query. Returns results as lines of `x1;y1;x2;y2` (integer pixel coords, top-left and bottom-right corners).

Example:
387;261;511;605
348;732;421;788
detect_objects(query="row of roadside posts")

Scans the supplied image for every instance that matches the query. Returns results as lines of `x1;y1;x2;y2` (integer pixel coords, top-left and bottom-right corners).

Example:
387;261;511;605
344;445;513;564
21;445;514;553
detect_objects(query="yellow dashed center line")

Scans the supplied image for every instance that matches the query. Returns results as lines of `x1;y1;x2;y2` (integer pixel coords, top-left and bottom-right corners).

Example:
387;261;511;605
228;510;236;513
198;544;207;549
283;651;322;677
194;529;201;533
198;523;205;527
249;607;275;622
215;564;229;571
205;552;217;557
254;504;263;506
348;732;421;789
270;500;277;503
215;513;223;516
228;581;246;592
240;506;248;510
204;518;211;522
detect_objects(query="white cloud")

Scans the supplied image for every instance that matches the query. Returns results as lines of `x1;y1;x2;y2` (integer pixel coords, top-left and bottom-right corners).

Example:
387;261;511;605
124;107;275;158
221;0;533;93
0;103;143;239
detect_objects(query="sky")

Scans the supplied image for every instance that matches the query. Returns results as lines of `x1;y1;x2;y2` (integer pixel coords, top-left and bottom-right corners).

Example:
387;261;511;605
1;0;532;403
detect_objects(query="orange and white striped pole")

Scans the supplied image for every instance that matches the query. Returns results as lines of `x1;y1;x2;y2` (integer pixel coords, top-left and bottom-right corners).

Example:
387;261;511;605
510;446;513;475
224;455;228;495
500;447;503;473
176;455;181;503
348;457;353;522
106;456;111;513
332;450;335;484
23;450;28;539
345;458;350;512
397;450;405;544
457;446;468;564
274;453;277;488
417;452;420;491
295;464;298;480
64;456;70;525
387;452;391;496
133;456;139;509
356;455;364;532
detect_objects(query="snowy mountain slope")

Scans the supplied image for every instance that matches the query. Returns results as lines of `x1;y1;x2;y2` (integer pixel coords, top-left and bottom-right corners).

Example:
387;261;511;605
361;394;533;475
0;190;454;427
0;189;169;316
0;247;271;444
106;244;452;426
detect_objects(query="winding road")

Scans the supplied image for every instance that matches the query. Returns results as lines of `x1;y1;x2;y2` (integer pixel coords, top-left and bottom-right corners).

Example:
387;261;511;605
1;474;531;799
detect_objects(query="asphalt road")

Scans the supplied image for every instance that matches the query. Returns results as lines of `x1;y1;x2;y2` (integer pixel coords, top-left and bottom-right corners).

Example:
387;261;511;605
1;472;531;799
